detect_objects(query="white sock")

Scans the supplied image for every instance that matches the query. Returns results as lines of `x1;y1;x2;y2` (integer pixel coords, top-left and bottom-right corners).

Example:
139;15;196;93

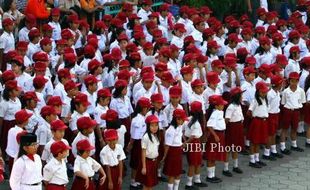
167;183;174;190
264;148;270;156
194;174;201;183
297;121;305;133
211;166;216;178
306;139;310;144
245;139;250;146
254;153;260;162
130;179;136;186
280;142;286;150
157;168;162;177
173;179;180;190
224;162;229;171
233;159;238;168
250;154;255;163
291;140;297;147
207;167;213;178
136;182;141;185
271;145;277;153
186;176;193;186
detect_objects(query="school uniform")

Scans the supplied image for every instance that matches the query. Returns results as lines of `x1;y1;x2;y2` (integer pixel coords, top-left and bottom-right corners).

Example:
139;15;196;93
299;38;309;58
255;19;265;27
163;125;183;177
0;31;15;53
43;157;68;190
159;15;169;39
254;51;273;68
84;91;97;116
189;93;206;114
253;76;271;85
6;125;23;171
177;17;194;36
134;87;156;105
203;86;221;110
36;119;52;146
283;42;295;58
132;81;157;99
27;42;41;62
191;28;203;48
168;58;182;79
137;8;151;24
158;85;171;106
299;69;309;90
26;76;54;99
10;154;43;190
18;27;31;42
99;144;126;190
41;138;69;163
170;35;184;49
71;156;101;190
281;86;306;130
248;98;269;144
35;91;46;112
225;104;244;149
48;21;61;41
221;70;237;93
25;108;42;133
180;80;193;105
53;83;67;102
267;89;281;136
16;72;33;92
69;111;90;132
284;59;301;78
94;104;108;129
98;34;107;52
61;95;72;120
72;132;96;157
163;103;183;123
214;35;226;57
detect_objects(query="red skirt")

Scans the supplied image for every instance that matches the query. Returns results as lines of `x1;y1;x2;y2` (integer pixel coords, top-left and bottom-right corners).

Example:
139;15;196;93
46;184;66;190
120;117;131;148
71;177;95;190
268;113;279;136
248;118;268;144
282;108;300;130
205;131;226;161
1;120;15;153
136;158;159;187
98;165;121;190
225;121;244;150
241;105;251;131
130;139;142;170
304;104;310;125
186;138;202;167
158;130;165;161
163;146;183;177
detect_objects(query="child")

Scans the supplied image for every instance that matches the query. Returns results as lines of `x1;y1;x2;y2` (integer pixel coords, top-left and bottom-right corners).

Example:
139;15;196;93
180;66;194;112
27;28;41;62
54;68;72;101
83;74;100;117
6;110;32;171
135;115;160;190
224;87;244;176
48;8;62;41
0;18;15;71
205;95;227;183
163;109;188;190
127;97;151;189
43;141;71;189
247;81;270;168
203;72;221;111
10;133;42;190
71;139;106;190
94;88;111;129
11;55;32;93
305;74;310;147
284;46;301;78
159;71;175;106
163;85;183;123
99;129;126;190
280;72;306;154
184;101;207;188
22;91;41;133
254;36;273;67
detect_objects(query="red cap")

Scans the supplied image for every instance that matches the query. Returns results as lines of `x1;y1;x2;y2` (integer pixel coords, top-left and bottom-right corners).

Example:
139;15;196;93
179;5;189;14
271;64;282;73
76;139;95;151
51;141;71;155
183;53;197;62
103;14;113;21
61;29;75;40
241;28;253;36
28;28;40;38
259;63;271;73
33;75;48;88
230;87;245;96
272;32;284;41
130;52;141;61
33;52;49;62
117;33;129;41
11;55;24;66
26;14;37;27
151;93;164;103
156;37;168;46
129;14;141;20
137;97;152;108
184;36;195;44
141;66;154;75
133;25;144;33
146;20;157;29
88;59;103;72
101;109;118;122
191;79;205;88
271;75;284;86
119;60;130;68
243;66;256;75
95;21;107;30
67;14;80;24
84;75;100;86
2;18;14;27
51;119;68;130
51;8;60;16
40;105;57;118
2;70;15;83
256;81;270;93
200;6;213;14
193;17;205;25
245;56;256;65
133;32;146;40
161;71;175;83
207;40;220;49
289;46;300;54
34;61;47;72
154;62;167;72
289;30;301;39
276;19;287;27
74;93;91;106
40;37;52;47
292;11;303;18
301;56;310;66
117;70;134;81
5;80;21;91
142;72;154;82
16;41;29;50
57;68;71;79
23;91;39;102
142;42;153;50
42;24;53;32
255;26;266;34
145;115;159;124
115;79;128;88
211;59;225;68
173;109;188;121
275;54;288;66
79;19;89;29
15;110;32;124
64;80;80;92
289;72;300;79
227;33;242;42
153;29;163;38
47;96;64;106
64;53;77;65
97;88;112;98
259;36;271;46
256;7;267;16
170;44;180;52
83;45;96;57
229;20;241;28
142;0;152;5
242;21;254;29
237;47;249;57
123;2;134;11
169;85;182;98
197;54;208;63
111;48;122;60
180;65;194;75
148;12;159;18
207;71;220;84
224;56;237;68
159;3;170;12
126;43;140;52
56;39;67;46
190;101;202;113
104;129;118;141
209;95;228;106
77;116;97;130
174;23;186;33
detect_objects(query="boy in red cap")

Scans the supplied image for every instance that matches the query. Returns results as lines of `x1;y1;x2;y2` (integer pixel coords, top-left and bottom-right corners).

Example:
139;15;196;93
27;28;41;62
99;129;126;190
190;79;206;116
43;140;71;189
284;46;301;78
163;85;183;123
203;72;221;111
191;17;205;48
54;68;71;101
283;30;301;58
171;23;186;49
80;45;96;71
180;66;194;112
0;18;15;71
32;75;48;111
83;75;100;116
16;41;32;73
48;8;62;41
47;96;64;116
159;71;176;106
22;91;41;133
134;72;159;105
137;0;153;24
94;88;111;129
253;64;271;85
11;55;32;92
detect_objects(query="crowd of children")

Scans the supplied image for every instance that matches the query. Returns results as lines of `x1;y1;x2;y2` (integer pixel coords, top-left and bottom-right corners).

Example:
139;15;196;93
1;0;310;189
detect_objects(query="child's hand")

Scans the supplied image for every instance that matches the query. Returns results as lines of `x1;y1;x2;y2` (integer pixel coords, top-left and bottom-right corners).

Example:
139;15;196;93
108;181;113;189
141;167;146;175
118;177;122;185
126;143;133;152
99;175;106;186
214;134;220;143
84;177;89;189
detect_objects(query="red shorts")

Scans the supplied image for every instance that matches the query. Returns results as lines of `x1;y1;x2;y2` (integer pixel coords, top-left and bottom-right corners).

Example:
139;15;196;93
304;104;310;125
248;117;268;144
186;138;203;167
282;108;300;130
136;158;159;187
71;177;95;190
46;184;66;190
130;139;142;170
205;131;226;161
163;146;183;177
225;121;244;150
268;113;279;136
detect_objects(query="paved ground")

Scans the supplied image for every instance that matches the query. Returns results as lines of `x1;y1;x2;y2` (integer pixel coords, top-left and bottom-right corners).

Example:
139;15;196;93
1;137;310;190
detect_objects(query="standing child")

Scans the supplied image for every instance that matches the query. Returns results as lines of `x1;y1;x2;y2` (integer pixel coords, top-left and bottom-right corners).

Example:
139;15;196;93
100;129;126;190
71;139;106;190
22;91;41;133
94;88;111;129
305;74;310;147
280;72;306;154
163;85;183;123
43;141;71;190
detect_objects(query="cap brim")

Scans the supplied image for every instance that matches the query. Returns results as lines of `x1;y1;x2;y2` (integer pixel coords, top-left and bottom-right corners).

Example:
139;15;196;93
105;137;118;141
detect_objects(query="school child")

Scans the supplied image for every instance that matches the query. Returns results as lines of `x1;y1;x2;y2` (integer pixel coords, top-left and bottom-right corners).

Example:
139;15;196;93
263;75;284;160
80;45;96;72
71;116;97;158
225;33;241;55
284;46;301;78
83;75;100;116
99;129;126;190
134;72;158;105
247;81;270;168
206;41;220;70
254;36;273;67
6;110;32;171
163;109;188;190
253;64;271;85
27;28;41;62
18;14;36;42
270;32;284;60
163;85;183;123
0;18;15;71
159;71;175;106
87;59;104;88
10;133;43;190
191;17;205;48
256;8;267;27
10;55;32;92
22;91;41;133
280;72;306;154
43;141;71;190
41;120;69;164
0;80;22;155
305;73;310;147
180;66;194;112
54;68;72;101
36;106;58;155
222;56;240;95
127;97;151;189
184;101;207;188
284;30;301;58
48;8;62;41
203;71;221;112
171;23;186;49
71;139;106;190
94;88;111;129
46;96;64;118
190;79;206;115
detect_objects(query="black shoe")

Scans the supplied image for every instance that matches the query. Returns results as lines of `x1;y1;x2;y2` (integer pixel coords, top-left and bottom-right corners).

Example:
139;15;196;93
185;185;199;190
271;152;283;158
249;162;262;168
291;146;304;152
262;154;276;161
281;148;291;155
297;132;306;137
206;177;222;183
194;182;208;187
213;176;222;182
232;167;243;174
222;170;233;177
158;176;168;182
305;143;310;147
256;161;267;166
130;184;142;189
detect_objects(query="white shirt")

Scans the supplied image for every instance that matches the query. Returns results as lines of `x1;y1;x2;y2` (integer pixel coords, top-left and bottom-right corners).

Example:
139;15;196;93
72;132;96;157
10;154;43;190
267;88;281;114
254;51;274;68
25;109;42;133
27;42;41;62
284;59;300;78
16;72;32;92
48;21;61;41
260;0;268;11
180;80;193;104
168;58;182;79
190;93;206;114
281;86;306;109
110;96;133;119
171;35;184;49
225;104;244;122
69;111;90;131
255;19;265;28
184;119;203;138
163;103;183;123
0;98;22;121
191;28;203;48
6;126;23;158
299;69;309;90
35;119;52;146
53;83;67;102
207;110;226;130
73;156;101;177
100;144;126;167
0;31;15;53
221;70;237;92
137;8;151;23
18;27;30;42
165;125;183;147
43;158;68;185
249;98;269;118
130;114;146;140
94;104;108;129
202;86;221;109
41;138;69;162
35;92;46;112
141;133;159;159
85;90;97;115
